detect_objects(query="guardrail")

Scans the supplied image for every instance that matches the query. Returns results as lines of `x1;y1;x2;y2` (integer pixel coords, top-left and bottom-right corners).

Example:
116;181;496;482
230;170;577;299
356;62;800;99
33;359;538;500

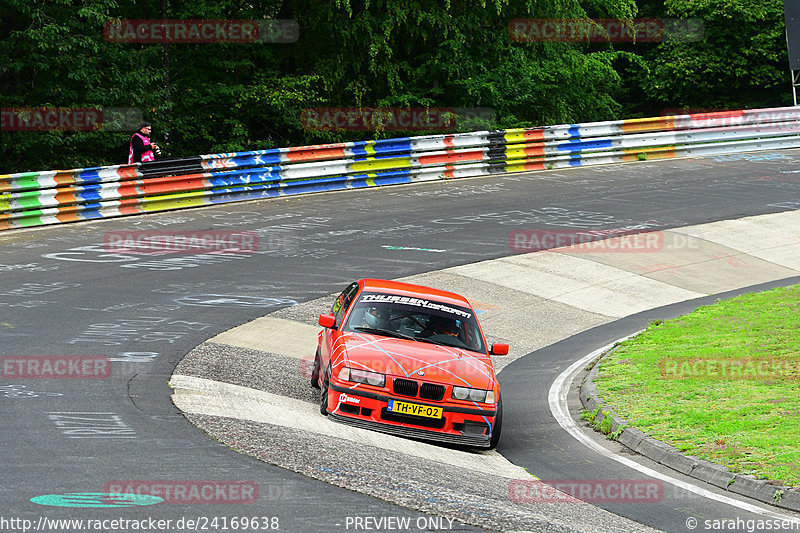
3;106;800;231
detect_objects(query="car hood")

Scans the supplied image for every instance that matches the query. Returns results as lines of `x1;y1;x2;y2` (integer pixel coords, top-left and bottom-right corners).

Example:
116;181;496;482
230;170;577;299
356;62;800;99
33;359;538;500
334;332;496;390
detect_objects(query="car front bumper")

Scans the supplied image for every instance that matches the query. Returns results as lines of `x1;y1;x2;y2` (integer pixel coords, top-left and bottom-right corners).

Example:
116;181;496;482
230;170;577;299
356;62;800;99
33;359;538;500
327;383;496;448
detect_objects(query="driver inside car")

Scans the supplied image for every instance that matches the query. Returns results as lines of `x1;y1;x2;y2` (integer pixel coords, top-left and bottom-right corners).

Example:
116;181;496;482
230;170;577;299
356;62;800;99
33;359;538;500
425;316;462;339
363;306;394;331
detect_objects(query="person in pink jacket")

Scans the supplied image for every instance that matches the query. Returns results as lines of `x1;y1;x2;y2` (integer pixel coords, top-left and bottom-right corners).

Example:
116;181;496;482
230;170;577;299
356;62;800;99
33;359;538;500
128;122;161;163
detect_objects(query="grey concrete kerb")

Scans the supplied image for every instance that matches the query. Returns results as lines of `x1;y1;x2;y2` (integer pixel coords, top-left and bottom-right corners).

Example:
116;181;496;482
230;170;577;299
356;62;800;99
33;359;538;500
580;342;800;513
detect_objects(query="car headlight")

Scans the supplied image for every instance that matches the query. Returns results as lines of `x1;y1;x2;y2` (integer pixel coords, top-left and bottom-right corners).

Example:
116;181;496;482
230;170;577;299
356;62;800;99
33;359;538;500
452;386;495;404
338;367;385;387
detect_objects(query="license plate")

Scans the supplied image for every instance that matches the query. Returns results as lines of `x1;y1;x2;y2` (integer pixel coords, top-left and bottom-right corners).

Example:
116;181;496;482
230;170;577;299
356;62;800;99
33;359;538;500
387;399;443;419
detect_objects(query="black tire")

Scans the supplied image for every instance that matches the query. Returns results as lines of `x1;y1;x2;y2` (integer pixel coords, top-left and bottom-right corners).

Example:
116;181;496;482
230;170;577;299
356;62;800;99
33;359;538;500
310;350;321;389
489;393;503;449
319;364;331;416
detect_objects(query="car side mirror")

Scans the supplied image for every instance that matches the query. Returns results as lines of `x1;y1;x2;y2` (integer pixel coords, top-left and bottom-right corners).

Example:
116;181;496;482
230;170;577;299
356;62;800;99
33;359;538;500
490;343;509;356
318;314;336;329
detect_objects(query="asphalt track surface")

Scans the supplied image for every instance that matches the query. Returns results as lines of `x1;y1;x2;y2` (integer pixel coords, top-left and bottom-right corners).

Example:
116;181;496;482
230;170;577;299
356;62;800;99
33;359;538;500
2;149;800;532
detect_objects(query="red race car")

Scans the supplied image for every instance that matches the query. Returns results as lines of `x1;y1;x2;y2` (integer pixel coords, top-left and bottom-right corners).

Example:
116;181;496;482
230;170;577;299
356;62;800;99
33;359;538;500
311;278;508;448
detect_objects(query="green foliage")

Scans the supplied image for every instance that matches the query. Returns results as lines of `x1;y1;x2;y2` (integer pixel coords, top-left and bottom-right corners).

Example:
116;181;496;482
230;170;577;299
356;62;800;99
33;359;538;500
597;284;800;487
1;0;793;173
635;0;790;110
585;407;614;434
1;0;165;170
599;410;613;434
608;424;627;441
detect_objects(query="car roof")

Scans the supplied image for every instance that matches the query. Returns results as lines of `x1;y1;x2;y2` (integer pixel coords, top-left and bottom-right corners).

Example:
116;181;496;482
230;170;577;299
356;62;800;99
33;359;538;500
359;278;472;308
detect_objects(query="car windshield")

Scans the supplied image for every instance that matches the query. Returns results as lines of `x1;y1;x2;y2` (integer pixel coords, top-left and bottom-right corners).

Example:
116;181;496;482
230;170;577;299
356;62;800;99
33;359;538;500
343;292;486;353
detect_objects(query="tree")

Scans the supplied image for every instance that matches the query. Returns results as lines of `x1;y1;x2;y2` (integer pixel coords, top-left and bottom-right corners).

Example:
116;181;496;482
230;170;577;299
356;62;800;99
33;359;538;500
635;0;791;111
1;0;166;172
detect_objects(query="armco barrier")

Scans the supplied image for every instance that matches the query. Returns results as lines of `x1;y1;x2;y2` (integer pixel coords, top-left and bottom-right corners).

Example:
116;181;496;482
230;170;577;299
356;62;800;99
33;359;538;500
3;107;800;231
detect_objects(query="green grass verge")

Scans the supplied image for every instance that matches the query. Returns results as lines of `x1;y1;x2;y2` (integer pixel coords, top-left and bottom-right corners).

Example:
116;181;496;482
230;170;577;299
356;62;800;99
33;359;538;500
596;284;800;487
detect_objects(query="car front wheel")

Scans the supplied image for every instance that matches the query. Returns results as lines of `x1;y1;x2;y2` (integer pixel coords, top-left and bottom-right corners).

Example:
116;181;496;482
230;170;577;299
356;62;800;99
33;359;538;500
310;349;321;389
319;363;331;415
489;393;503;449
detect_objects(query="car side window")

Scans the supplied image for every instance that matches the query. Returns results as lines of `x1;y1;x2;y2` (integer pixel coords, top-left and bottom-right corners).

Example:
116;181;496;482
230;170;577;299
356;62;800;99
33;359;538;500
332;282;359;328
